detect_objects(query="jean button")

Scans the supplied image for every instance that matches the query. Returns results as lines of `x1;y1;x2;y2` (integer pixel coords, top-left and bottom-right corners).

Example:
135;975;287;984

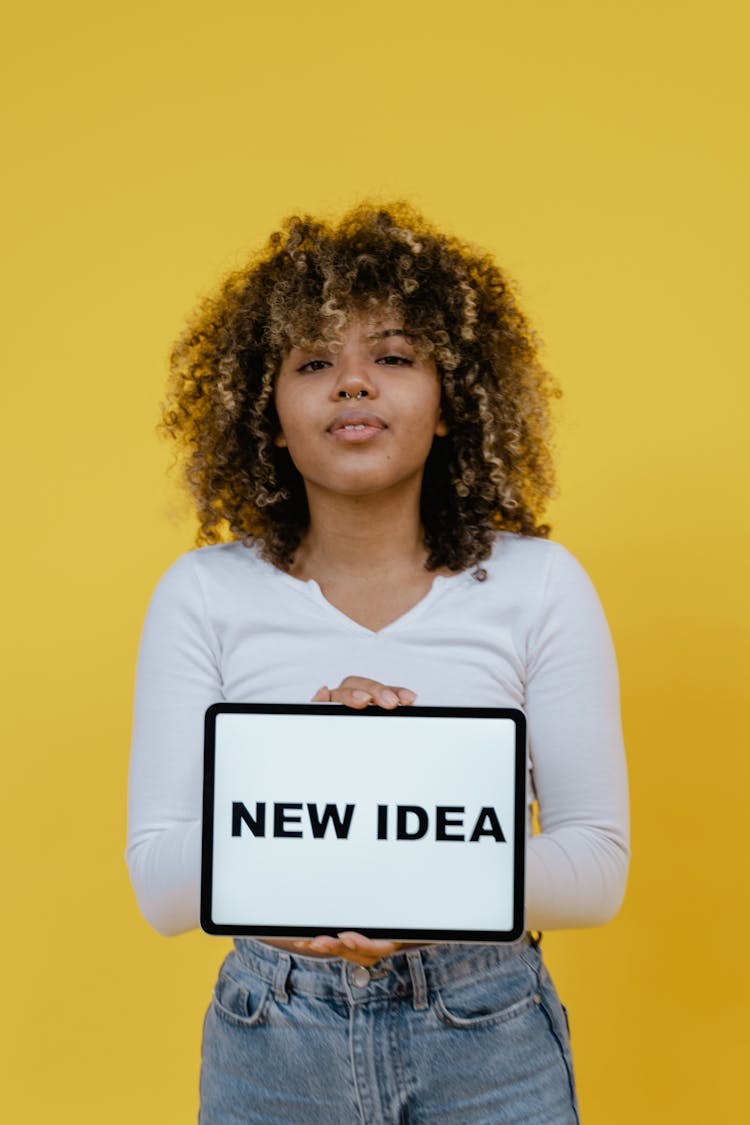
352;966;371;989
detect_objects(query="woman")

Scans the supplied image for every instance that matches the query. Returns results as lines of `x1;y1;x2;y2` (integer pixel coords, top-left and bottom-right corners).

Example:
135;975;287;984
127;202;629;1123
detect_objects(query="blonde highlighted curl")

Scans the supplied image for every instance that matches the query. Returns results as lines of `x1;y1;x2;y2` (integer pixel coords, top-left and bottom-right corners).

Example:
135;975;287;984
162;202;560;575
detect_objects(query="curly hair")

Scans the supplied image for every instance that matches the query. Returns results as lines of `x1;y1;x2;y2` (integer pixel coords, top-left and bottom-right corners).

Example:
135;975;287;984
162;201;560;575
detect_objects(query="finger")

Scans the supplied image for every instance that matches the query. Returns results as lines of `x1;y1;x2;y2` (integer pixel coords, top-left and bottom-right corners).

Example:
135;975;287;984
302;935;340;953
310;686;331;702
338;678;397;708
331;678;410;710
324;940;399;967
294;934;400;967
396;688;417;704
337;931;398;956
326;688;373;709
293;939;320;953
295;938;381;966
337;948;392;967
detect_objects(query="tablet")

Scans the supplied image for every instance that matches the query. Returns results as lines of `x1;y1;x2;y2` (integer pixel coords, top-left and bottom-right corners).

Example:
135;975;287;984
201;703;526;942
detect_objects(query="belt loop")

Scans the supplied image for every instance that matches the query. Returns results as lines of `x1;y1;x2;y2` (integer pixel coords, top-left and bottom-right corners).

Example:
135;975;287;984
271;951;292;1004
406;949;429;1011
529;931;543;949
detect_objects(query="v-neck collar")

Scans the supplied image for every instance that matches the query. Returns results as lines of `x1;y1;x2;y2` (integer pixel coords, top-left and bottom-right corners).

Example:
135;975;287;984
274;567;469;636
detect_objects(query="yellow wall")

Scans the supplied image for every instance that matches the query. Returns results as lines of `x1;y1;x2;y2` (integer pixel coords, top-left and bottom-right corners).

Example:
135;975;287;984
2;1;748;1120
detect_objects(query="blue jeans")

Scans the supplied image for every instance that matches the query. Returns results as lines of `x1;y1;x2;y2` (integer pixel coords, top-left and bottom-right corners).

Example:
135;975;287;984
199;935;579;1124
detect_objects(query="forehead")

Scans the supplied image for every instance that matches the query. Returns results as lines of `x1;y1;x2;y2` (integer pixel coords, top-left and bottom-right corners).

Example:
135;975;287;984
284;312;425;353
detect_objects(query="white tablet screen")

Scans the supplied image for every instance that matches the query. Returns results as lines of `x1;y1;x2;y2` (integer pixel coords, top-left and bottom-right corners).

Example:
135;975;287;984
201;704;526;942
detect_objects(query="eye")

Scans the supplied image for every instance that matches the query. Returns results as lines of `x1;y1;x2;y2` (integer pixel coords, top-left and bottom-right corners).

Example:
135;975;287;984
297;359;331;373
376;355;414;366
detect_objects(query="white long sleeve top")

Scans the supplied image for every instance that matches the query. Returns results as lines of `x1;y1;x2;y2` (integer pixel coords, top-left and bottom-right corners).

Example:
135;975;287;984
126;532;629;937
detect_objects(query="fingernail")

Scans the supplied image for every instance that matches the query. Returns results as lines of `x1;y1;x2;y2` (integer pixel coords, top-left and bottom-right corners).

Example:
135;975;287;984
382;689;399;706
352;690;370;702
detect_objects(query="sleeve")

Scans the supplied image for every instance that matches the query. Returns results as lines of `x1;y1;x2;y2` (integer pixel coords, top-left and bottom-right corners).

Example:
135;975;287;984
524;544;630;930
125;553;223;936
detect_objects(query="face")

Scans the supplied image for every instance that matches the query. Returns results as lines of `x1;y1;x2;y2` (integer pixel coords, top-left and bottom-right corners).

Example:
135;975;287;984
274;313;448;502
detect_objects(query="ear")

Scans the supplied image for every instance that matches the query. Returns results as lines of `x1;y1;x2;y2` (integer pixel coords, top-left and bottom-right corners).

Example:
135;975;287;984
435;416;449;437
273;431;287;448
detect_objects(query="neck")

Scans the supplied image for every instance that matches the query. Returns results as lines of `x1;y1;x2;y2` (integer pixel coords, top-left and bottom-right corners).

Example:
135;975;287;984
291;482;428;580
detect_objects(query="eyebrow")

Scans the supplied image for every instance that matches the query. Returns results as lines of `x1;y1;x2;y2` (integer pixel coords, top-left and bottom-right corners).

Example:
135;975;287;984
364;329;418;342
287;328;420;353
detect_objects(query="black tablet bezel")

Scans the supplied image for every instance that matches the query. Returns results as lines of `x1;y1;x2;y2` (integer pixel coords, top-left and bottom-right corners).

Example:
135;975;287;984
201;703;526;942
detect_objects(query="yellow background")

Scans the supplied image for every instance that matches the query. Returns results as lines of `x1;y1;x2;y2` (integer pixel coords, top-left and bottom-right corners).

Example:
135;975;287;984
2;1;748;1121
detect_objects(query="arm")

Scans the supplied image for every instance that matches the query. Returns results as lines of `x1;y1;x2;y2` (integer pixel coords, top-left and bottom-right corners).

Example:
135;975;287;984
126;554;222;936
524;545;630;930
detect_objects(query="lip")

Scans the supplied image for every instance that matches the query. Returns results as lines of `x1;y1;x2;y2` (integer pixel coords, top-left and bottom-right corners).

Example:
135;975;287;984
326;409;387;443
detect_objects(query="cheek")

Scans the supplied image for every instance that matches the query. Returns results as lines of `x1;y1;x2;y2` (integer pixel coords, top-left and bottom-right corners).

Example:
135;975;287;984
273;414;317;470
275;427;308;461
272;383;301;449
403;389;445;439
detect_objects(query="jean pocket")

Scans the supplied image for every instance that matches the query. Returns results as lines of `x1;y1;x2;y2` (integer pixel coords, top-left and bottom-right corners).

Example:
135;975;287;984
536;960;573;1044
434;962;539;1030
211;968;271;1030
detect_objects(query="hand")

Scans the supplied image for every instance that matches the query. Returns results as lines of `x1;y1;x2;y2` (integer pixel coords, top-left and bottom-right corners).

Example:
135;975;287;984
294;931;402;967
311;676;417;710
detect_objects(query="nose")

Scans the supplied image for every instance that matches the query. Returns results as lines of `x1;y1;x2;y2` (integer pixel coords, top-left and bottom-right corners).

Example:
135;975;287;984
331;357;377;401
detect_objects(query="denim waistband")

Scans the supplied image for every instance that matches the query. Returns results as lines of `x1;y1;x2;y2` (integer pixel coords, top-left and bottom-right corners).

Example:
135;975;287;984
232;936;535;1007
